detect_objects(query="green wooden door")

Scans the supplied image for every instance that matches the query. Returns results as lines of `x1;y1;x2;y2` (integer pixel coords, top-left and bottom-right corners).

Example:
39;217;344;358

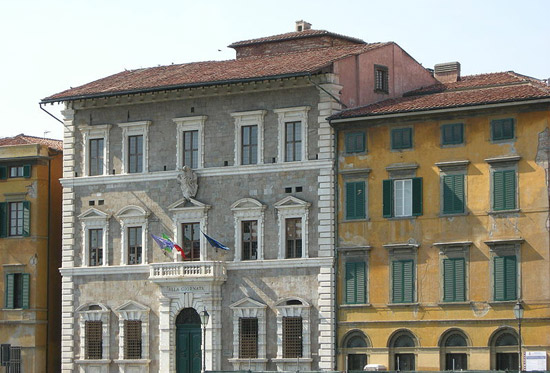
176;324;201;373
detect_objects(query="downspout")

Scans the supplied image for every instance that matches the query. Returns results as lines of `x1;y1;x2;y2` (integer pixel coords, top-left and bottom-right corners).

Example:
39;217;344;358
46;154;51;372
333;127;340;371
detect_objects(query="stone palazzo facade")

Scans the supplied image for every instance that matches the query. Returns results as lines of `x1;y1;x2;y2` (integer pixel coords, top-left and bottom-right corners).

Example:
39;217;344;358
42;21;436;373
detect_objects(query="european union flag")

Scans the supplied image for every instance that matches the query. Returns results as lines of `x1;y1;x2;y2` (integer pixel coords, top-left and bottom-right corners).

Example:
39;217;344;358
201;231;230;250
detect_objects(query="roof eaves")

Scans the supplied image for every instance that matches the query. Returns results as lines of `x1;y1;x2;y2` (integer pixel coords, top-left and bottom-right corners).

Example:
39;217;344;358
40;71;318;104
329;96;550;123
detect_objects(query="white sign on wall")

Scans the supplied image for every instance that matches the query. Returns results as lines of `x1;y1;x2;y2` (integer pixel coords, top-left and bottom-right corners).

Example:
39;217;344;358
525;351;547;371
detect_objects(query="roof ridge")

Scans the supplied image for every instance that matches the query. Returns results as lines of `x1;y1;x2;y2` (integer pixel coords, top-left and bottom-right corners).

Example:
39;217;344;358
228;28;366;47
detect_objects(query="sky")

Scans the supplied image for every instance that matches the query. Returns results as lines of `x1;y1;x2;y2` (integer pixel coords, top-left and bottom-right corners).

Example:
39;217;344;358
1;0;548;140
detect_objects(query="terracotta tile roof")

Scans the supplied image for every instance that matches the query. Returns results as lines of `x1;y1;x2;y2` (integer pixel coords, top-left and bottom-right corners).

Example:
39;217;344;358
0;134;63;151
42;43;389;103
330;72;550;120
228;29;365;47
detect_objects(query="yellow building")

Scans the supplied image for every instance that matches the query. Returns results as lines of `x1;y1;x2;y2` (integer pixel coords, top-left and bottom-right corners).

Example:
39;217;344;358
330;64;550;371
0;134;63;372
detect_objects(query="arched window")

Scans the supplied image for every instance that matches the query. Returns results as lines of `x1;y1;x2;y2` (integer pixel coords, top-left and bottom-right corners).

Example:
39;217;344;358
439;330;469;370
490;329;519;370
342;331;370;372
389;330;417;371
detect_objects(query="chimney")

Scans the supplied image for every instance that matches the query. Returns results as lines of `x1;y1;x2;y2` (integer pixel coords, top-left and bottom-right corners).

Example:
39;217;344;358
434;62;461;83
295;20;312;32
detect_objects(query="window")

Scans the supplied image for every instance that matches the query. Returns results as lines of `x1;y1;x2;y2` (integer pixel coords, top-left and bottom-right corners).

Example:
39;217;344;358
275;107;310;164
182;223;201;261
232;111;266;166
0;201;30;238
374;64;389;93
342;332;369;372
440;331;468;370
124;320;142;359
118;121;151;174
441;123;464;145
4;273;29;309
114;301;150;364
128;227;142;265
491;118;514;141
78;208;110;267
241;125;258;165
274;298;311;371
174;116;207;169
389;331;417;371
89;138;104;176
6;165;30;178
231;198;266;262
391;128;412;150
242;221;258;260
275;196;310;260
183;130;199;169
345;132;366;154
230;298;267;370
442;174;465;214
493;170;516;211
285;218;302;259
89;229;103;266
383;178;422;218
80;124;111;177
77;303;110;363
282;317;302;358
345;261;366;304
345;181;366;220
443;258;466;302
239;318;258;358
285;121;302;162
6;346;21;372
490;329;519;370
128;135;143;173
494;255;517;301
392;260;414;303
85;320;103;359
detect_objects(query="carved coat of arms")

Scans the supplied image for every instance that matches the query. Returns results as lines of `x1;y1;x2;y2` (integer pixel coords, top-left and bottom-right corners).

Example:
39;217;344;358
177;166;198;201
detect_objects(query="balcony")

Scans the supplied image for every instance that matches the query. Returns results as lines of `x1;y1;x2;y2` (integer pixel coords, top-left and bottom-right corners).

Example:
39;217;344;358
149;261;227;285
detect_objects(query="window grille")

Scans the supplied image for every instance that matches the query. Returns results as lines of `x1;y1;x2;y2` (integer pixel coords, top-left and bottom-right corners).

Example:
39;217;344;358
282;316;302;358
239;317;258;358
124;320;142;359
6;346;21;373
85;320;103;359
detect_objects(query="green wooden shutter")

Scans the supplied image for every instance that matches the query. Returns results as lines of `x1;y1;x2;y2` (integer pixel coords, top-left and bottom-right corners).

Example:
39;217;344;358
0;202;6;238
23;164;31;178
443;258;465;302
494;170;516;211
346;262;366;304
21;273;30;309
5;273;14;309
402;260;414;302
346;181;365;220
345;132;365;153
443;175;464;214
383;179;393;218
504;256;517;301
412;177;423;216
392;261;403;303
0;166;6;180
22;201;30;237
503;170;516;210
494;256;505;300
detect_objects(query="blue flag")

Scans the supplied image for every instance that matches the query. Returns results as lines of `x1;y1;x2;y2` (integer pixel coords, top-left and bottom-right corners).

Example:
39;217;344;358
201;231;230;250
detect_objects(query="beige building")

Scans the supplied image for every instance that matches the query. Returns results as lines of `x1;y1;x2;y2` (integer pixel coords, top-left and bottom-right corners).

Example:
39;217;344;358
0;134;63;372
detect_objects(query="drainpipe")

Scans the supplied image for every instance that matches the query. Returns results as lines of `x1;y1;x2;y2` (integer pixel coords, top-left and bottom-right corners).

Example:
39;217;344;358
46;153;51;373
333;128;340;371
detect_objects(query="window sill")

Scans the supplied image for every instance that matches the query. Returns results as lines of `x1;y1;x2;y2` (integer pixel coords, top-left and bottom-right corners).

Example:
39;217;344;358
114;359;151;365
229;358;268;363
373;89;389;94
438;301;470;306
75;359;111;364
489;300;518;305
488;209;521;215
386;216;418;220
387;302;419;307
440;143;465;148
340;303;371;308
439;212;468;217
343;218;370;223
272;358;313;363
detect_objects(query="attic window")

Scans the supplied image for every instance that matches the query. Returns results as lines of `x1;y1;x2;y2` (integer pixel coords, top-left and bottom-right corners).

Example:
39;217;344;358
374;64;389;93
297;25;303;32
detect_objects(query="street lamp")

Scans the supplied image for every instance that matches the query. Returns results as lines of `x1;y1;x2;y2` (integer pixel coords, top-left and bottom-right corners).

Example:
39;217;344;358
200;309;210;373
513;301;524;372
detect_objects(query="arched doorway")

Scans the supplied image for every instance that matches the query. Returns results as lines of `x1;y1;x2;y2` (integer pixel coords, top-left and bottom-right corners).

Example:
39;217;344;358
439;330;469;370
176;308;202;373
342;331;369;371
389;330;417;371
490;329;519;371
